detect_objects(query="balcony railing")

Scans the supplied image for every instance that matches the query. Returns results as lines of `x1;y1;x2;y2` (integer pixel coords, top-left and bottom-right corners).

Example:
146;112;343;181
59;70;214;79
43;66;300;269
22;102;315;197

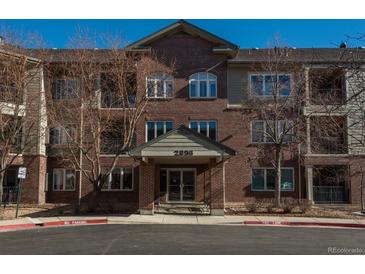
1;186;19;204
100;138;124;154
313;186;348;204
100;92;136;108
310;88;344;105
311;137;347;154
0;85;23;104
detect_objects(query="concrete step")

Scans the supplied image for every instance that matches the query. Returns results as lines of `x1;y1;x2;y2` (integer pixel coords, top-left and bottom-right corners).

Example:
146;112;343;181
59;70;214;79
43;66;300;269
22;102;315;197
155;203;210;215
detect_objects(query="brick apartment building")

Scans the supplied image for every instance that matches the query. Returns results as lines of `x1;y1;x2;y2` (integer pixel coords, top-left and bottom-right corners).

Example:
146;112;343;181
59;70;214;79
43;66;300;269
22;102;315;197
1;20;365;215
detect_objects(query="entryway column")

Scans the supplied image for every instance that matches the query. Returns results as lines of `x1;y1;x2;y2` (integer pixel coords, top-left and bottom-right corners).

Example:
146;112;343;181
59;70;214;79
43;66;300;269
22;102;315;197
210;159;224;216
306;166;314;205
139;160;155;215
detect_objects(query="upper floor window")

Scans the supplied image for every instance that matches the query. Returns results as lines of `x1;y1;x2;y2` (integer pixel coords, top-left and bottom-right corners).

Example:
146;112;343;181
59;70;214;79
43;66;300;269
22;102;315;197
250;74;291;96
189;120;217;140
102;167;133;191
251;120;292;143
100;73;136;108
189;72;217;99
53;168;75;191
146;121;173;141
51;79;79;100
49;125;76;145
147;74;173;98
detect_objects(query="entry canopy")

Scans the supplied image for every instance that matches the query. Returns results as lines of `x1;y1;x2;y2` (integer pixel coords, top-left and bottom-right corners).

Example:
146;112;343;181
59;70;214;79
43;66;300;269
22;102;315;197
129;125;236;162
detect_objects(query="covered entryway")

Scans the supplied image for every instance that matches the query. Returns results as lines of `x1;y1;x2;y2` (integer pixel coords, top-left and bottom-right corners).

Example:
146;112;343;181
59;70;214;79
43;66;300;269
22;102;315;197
129;125;236;215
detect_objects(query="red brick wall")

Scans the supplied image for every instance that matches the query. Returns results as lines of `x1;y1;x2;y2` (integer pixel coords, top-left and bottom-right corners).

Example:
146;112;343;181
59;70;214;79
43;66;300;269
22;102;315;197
21;155;46;204
139;161;155;213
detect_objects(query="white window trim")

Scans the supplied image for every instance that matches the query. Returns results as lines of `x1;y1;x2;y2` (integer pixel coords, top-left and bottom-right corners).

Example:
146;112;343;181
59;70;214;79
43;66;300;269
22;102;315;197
52;168;76;191
146;75;174;99
145;121;173;142
249;73;292;97
250;167;295;192
188;120;218;140
251;120;293;144
101;167;134;192
189;72;217;99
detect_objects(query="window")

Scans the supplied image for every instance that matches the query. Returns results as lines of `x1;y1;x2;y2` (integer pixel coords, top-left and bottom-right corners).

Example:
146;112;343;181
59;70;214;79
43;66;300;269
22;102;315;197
100;73;137;108
250;74;291;96
53;169;75;191
251;120;292;143
102;168;133;191
251;168;294;191
51;79;79;100
189;120;217;140
147;74;173;98
189;72;217;98
146;121;173;141
49;125;76;145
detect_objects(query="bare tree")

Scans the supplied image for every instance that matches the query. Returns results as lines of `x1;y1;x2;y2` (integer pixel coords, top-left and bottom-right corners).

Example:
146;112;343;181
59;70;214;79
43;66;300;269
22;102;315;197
44;31;174;210
0;43;44;203
242;41;310;207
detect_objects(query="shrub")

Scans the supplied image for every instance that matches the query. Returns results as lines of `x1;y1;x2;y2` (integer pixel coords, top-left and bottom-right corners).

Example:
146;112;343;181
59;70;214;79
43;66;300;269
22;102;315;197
245;199;258;213
281;198;297;214
298;199;311;214
263;198;275;214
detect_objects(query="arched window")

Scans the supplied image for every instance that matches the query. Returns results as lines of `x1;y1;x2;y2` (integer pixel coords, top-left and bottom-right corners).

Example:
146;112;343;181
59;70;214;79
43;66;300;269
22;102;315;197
189;72;217;98
146;73;174;98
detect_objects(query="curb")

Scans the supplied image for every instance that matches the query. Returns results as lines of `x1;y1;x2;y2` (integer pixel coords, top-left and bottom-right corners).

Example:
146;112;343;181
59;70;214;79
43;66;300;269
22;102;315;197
0;223;36;231
0;218;107;232
243;220;365;229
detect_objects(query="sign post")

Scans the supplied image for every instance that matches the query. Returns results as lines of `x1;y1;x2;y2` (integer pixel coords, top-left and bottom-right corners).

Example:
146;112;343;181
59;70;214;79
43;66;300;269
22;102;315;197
15;167;27;218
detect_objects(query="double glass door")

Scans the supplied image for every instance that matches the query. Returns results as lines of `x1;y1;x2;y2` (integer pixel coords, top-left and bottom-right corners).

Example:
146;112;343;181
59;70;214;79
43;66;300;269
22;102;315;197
167;169;195;202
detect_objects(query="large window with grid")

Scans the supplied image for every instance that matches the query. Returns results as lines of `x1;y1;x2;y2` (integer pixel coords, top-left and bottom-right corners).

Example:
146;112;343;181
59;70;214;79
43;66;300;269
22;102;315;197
189;72;217;98
49;125;76;145
146;74;173;98
51;79;80;100
53;169;76;191
250;74;291;96
251;120;292;143
189;120;217;140
146;121;173;141
102;168;133;191
251;168;294;191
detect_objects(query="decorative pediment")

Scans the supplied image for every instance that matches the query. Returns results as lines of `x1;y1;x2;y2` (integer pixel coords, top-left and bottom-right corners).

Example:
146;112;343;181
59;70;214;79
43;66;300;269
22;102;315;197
129;125;236;158
126;20;238;56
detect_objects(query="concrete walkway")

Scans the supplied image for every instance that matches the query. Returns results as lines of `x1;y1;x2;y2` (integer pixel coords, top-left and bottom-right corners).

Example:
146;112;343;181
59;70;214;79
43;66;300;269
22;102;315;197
1;214;365;231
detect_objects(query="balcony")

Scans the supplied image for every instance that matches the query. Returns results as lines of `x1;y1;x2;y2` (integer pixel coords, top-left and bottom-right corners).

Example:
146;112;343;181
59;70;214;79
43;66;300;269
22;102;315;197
311;137;347;154
0;85;23;105
100;92;136;109
313;186;348;204
310;88;344;105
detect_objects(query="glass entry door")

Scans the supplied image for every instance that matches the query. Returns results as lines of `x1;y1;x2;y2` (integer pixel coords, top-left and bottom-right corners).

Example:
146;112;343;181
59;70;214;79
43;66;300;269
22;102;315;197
167;169;196;202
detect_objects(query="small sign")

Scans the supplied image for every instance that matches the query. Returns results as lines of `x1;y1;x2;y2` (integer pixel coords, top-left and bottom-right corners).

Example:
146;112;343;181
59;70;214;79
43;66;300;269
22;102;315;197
18;167;27;179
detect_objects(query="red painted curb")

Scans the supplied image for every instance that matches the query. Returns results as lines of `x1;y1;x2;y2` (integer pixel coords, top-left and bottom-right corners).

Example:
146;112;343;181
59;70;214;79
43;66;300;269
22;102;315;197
42;219;108;227
0;223;36;231
0;218;107;232
243;220;365;229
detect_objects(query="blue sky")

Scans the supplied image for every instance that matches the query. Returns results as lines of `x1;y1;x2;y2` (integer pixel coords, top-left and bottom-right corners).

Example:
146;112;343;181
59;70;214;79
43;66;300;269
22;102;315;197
1;19;365;48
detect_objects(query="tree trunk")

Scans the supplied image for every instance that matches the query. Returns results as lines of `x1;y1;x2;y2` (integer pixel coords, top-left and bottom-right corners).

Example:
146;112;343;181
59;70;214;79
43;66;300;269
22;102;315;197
275;146;282;207
361;172;364;212
0;171;4;204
